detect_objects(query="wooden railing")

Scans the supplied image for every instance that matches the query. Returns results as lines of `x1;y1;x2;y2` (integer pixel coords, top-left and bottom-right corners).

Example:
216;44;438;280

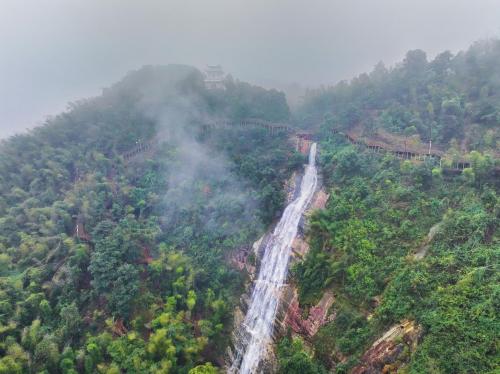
201;118;294;135
331;129;472;171
122;139;158;161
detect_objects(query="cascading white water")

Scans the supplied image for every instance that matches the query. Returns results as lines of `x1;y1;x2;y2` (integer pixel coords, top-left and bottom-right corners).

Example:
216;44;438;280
230;143;318;374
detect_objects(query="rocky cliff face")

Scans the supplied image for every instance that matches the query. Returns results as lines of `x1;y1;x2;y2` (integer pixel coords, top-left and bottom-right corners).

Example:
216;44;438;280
227;157;329;372
272;183;330;333
282;289;335;337
351;320;422;374
225;169;307;371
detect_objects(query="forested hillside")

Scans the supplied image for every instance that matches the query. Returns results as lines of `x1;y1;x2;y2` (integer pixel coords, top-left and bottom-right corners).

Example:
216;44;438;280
281;136;498;373
0;40;498;374
298;39;500;156
277;42;499;373
0;65;302;373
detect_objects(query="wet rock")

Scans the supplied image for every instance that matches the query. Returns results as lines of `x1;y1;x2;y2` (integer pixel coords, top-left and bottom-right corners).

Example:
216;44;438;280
291;237;310;259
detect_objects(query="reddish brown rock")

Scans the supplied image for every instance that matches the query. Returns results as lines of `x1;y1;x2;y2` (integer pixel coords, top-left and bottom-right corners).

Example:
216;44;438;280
351;320;422;374
294;134;313;155
285;296;307;334
228;247;255;274
284;290;335;337
291;237;310;258
140;246;153;264
310;189;329;211
112;318;128;337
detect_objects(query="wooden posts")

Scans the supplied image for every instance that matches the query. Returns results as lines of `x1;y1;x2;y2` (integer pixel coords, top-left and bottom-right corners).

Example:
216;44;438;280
123;139;157;162
329;128;477;172
201;118;292;136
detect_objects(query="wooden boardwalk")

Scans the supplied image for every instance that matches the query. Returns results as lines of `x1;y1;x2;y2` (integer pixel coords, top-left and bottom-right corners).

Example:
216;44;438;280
118;121;497;177
332;129;473;171
201;118;294;135
122;139;158;161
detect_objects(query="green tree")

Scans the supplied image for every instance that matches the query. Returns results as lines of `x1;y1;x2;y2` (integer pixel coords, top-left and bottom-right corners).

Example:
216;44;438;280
277;337;326;374
189;362;219;374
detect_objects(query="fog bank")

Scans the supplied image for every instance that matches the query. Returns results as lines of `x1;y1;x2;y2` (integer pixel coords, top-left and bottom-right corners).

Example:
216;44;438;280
1;0;500;137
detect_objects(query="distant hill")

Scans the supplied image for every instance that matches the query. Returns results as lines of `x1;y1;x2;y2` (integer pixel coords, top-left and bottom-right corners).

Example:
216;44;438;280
297;39;500;155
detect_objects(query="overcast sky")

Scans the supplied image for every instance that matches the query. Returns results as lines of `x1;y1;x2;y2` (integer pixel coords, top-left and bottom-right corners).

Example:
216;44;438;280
1;0;499;138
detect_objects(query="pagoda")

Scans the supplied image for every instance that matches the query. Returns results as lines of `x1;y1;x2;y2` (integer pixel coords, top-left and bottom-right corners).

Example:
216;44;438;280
204;65;226;90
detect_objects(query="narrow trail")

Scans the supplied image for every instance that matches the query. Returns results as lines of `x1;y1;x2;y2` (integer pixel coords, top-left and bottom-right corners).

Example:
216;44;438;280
229;143;318;374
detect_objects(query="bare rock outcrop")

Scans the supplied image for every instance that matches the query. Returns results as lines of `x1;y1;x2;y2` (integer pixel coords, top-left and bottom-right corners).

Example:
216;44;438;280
281;288;335;337
309;189;329;211
413;221;442;260
351;320;422;374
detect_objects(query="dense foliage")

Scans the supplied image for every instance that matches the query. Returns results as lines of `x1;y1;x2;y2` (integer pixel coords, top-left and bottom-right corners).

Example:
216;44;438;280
1;41;499;374
298;39;500;152
277;337;327;374
278;41;500;373
0;65;299;373
288;135;498;373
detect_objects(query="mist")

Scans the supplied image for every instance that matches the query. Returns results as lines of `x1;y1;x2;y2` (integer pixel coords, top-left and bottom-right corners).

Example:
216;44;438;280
125;66;263;245
1;0;500;138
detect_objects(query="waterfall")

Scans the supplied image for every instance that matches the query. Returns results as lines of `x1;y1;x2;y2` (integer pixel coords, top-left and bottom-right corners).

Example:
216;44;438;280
230;143;318;374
